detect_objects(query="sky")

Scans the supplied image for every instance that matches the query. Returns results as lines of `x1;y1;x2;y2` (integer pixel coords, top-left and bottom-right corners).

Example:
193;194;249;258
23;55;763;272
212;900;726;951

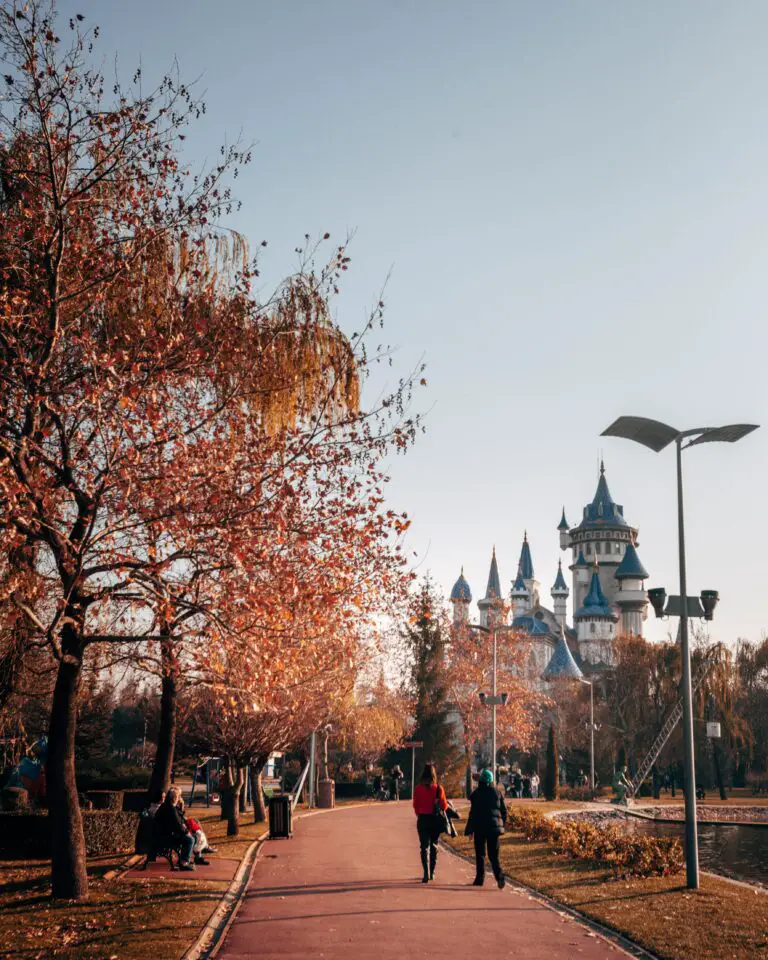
74;0;767;646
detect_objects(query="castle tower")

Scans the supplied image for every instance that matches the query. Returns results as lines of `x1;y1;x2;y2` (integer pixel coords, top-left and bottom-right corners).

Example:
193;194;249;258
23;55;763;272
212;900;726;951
558;507;569;551
478;547;505;628
614;542;649;636
517;532;540;608
574;562;619;665
510;564;531;618
570;548;591;611
449;567;472;626
564;461;638;610
551;559;569;628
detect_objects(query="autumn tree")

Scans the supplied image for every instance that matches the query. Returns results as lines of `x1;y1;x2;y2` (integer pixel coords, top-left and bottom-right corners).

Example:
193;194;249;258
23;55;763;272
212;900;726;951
446;604;542;796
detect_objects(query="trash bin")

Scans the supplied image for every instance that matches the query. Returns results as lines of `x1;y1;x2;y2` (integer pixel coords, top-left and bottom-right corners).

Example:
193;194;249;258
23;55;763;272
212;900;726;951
318;779;335;809
269;794;292;838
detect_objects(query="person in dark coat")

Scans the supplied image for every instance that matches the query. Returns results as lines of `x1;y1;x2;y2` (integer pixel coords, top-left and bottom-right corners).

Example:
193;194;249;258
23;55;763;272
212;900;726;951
153;786;195;869
465;768;507;888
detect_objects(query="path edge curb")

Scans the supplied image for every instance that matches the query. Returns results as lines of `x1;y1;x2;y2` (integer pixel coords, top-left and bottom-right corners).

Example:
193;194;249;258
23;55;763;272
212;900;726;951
179;801;373;960
181;829;268;960
440;840;662;960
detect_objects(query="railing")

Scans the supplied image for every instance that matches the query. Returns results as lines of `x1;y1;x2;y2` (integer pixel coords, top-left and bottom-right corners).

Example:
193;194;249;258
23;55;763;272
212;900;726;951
628;645;721;798
290;761;310;813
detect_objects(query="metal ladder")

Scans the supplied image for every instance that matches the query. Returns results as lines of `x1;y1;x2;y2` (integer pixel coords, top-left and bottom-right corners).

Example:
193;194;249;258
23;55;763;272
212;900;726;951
627;644;720;797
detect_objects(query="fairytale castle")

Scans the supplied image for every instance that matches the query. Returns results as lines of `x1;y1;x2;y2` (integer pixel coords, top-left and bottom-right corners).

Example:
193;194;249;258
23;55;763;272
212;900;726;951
449;463;649;678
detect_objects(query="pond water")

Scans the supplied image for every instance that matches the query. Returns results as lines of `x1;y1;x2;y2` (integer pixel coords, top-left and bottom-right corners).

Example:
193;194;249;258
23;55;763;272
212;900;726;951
624;818;768;887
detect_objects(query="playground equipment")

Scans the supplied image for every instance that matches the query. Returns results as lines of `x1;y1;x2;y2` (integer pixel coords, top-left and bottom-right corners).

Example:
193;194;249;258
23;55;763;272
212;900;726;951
4;737;47;799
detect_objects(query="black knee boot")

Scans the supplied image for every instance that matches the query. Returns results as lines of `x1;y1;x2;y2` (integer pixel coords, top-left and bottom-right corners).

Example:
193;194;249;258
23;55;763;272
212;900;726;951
420;849;429;883
429;846;438;880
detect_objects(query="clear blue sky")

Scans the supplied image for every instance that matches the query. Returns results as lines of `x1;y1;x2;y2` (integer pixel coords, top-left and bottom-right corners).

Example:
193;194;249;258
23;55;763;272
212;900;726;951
78;1;766;645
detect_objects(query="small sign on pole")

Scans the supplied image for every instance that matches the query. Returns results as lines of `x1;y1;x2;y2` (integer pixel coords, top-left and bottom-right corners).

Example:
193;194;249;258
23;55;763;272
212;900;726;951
706;722;721;739
403;741;424;798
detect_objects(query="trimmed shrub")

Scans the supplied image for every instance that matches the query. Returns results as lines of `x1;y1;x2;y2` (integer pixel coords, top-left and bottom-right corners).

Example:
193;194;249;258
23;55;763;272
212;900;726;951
87;790;124;811
0;811;139;859
333;782;369;799
122;789;150;812
506;809;683;878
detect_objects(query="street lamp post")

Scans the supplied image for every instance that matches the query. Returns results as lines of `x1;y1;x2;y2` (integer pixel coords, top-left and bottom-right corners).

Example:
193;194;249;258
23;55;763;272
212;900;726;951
601;416;758;889
585;678;595;793
468;623;508;783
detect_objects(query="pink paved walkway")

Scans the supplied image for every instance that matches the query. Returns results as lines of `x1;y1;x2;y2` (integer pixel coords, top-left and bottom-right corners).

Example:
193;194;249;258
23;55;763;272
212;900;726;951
218;803;632;960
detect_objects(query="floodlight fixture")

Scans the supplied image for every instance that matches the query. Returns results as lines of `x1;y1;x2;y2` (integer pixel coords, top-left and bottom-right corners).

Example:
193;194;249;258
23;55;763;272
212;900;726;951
700;590;720;621
647;587;667;618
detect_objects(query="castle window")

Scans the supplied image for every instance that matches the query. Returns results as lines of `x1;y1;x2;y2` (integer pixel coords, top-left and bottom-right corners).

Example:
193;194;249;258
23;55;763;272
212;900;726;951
595;542;602;554
590;622;596;635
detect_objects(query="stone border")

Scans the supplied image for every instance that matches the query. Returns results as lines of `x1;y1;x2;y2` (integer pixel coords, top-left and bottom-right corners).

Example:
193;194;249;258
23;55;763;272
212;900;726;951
179;801;372;960
180;829;268;960
440;840;661;960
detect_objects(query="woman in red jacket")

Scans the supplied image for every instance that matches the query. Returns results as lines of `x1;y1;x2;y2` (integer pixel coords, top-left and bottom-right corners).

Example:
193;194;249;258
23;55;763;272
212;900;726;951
412;762;448;883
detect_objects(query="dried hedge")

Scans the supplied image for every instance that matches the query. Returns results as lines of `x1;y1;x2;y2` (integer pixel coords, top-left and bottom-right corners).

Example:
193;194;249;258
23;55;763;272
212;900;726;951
0;811;139;859
508;810;683;878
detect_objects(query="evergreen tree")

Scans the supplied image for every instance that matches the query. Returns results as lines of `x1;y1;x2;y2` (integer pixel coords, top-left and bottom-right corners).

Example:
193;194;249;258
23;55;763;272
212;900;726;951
544;725;559;801
404;579;461;790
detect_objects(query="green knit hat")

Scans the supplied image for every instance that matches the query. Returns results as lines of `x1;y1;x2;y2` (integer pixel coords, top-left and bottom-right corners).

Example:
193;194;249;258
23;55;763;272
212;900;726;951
479;769;494;786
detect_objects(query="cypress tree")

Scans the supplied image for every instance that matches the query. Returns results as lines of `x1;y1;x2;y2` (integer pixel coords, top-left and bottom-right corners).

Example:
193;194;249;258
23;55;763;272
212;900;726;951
544;725;559;801
404;579;461;788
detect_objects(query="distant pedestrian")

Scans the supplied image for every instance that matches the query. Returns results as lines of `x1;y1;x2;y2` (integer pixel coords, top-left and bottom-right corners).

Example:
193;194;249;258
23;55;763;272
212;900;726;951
530;773;540;799
465;768;507;888
512;770;522;798
412;763;448;883
390;765;404;801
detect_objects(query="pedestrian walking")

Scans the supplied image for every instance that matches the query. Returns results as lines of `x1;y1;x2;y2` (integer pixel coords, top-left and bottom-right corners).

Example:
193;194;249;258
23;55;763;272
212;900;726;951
412;762;448;883
465;768;507;888
390;764;404;801
530;772;539;799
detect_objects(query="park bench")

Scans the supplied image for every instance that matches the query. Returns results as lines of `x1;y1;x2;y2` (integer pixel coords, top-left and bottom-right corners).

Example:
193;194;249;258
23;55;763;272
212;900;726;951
135;814;184;870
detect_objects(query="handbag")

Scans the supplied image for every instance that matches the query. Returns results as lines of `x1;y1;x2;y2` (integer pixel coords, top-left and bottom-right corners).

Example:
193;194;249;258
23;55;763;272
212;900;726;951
433;783;449;835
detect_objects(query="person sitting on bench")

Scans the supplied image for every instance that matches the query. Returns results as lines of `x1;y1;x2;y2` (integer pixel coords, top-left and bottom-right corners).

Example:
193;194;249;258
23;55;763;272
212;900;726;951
154;787;196;870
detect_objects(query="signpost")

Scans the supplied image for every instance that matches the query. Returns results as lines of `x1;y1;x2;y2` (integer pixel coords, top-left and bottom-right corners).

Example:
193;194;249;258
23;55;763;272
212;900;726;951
403;740;424;796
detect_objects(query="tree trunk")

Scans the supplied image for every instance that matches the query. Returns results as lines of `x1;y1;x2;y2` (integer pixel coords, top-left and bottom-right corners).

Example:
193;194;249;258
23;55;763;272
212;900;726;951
147;632;177;803
47;620;88;900
713;746;727;800
465;762;473;799
220;764;230;820
238;765;248;813
227;764;245;836
252;755;268;823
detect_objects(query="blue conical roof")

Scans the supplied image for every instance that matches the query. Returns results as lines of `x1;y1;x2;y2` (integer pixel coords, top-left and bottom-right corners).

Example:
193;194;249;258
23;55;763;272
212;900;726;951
557;507;569;531
511;563;529;595
615;543;649;581
484;547;501;599
552;560;569;594
518;532;534;580
573;548;590;569
575;567;617;620
543;628;584;680
575;461;630;530
450;568;472;602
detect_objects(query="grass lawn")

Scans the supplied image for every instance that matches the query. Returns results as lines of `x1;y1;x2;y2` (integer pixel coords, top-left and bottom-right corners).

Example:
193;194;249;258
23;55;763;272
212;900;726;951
0;809;266;960
445;821;768;960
